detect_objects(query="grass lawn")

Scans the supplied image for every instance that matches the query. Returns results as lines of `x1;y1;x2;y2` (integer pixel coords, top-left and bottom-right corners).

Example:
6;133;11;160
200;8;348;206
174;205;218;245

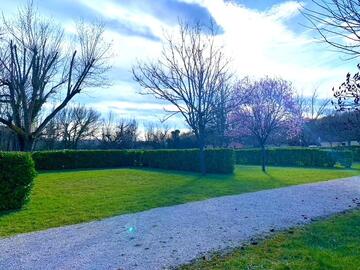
181;209;360;270
0;165;359;237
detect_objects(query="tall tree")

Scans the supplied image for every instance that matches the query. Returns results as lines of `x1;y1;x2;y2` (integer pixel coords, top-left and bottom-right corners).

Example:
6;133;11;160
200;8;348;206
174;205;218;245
229;77;302;172
56;105;100;149
39;116;61;150
0;3;111;151
132;22;232;174
296;88;332;146
209;80;234;147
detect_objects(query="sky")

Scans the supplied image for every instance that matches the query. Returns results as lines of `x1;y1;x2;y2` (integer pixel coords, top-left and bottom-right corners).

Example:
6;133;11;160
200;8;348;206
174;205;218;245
1;0;358;130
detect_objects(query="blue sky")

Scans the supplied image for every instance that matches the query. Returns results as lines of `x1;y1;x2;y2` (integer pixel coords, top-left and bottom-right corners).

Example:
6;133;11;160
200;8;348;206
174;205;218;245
1;0;357;129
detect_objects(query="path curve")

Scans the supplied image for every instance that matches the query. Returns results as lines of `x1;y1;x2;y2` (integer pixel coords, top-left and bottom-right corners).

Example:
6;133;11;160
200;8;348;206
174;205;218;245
1;176;360;270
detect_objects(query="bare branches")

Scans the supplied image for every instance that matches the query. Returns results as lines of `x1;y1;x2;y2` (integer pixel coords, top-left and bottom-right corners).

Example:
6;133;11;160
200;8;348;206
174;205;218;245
0;2;111;151
302;0;360;57
133;22;232;130
302;1;360;112
55;104;101;149
333;64;360;110
132;21;232;174
298;88;332;120
144;122;170;148
99;113;138;149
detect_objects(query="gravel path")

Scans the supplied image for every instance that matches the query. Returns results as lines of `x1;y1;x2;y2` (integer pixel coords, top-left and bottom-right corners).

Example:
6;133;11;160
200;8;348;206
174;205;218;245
1;176;360;270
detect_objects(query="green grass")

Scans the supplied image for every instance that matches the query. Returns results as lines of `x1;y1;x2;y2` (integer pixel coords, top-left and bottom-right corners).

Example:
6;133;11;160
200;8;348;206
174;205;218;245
181;209;360;270
0;165;359;237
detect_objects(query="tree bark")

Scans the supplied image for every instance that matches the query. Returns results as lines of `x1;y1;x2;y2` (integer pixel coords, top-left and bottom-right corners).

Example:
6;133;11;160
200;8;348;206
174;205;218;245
17;135;34;152
261;144;266;172
198;135;206;175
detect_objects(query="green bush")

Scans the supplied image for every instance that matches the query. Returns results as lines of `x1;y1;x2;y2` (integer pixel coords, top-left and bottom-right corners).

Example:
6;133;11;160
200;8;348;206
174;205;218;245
141;149;234;174
32;150;142;170
0;152;36;211
331;146;360;162
352;147;360;162
348;147;360;162
235;148;353;168
32;149;234;174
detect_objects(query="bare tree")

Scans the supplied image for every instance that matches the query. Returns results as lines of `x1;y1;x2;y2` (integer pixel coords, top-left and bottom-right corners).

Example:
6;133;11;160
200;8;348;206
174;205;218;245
0;2;111;151
209;81;235;147
56;105;100;149
132;22;232;174
229;77;302;172
99;113;138;149
144;122;170;149
308;88;332;120
297;89;332;122
39;117;61;150
296;89;332;146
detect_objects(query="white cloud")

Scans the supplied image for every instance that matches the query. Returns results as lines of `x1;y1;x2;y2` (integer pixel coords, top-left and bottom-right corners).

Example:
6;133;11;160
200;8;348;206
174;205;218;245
181;0;355;98
78;0;173;39
266;1;304;20
59;0;356;107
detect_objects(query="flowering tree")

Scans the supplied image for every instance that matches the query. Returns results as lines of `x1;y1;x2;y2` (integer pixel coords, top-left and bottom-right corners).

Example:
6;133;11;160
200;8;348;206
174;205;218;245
228;77;302;171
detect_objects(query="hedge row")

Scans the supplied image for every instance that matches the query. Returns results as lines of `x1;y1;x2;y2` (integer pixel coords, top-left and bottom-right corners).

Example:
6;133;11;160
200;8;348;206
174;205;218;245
347;147;360;162
32;149;235;174
331;146;360;162
141;149;234;174
32;150;142;170
0;152;36;211
235;148;352;168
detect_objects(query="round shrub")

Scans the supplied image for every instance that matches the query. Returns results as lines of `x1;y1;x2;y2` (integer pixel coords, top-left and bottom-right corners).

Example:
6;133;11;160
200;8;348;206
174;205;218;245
0;152;36;211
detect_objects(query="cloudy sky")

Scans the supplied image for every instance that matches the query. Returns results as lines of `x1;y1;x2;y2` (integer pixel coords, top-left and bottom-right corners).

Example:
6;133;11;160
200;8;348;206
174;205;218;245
1;0;358;129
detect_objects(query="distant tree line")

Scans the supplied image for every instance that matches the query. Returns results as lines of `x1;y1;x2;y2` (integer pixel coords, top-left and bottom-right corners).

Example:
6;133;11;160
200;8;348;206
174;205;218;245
0;104;199;151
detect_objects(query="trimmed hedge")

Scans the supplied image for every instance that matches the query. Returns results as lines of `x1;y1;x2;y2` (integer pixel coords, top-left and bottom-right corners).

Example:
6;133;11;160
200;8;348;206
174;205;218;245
141;149;234;174
32;150;142;171
32;149;234;174
0;152;36;211
331;146;360;162
235;148;353;168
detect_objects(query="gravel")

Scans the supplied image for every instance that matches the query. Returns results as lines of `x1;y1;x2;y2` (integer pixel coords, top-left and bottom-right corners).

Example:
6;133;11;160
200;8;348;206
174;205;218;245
1;176;360;270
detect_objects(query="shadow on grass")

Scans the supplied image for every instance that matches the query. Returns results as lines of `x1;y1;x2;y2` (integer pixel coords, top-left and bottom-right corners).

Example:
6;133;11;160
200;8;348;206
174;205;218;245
37;166;236;177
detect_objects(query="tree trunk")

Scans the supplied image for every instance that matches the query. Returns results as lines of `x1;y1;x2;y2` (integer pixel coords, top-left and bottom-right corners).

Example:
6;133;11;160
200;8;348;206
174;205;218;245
17;135;34;152
198;135;206;175
261;144;266;172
